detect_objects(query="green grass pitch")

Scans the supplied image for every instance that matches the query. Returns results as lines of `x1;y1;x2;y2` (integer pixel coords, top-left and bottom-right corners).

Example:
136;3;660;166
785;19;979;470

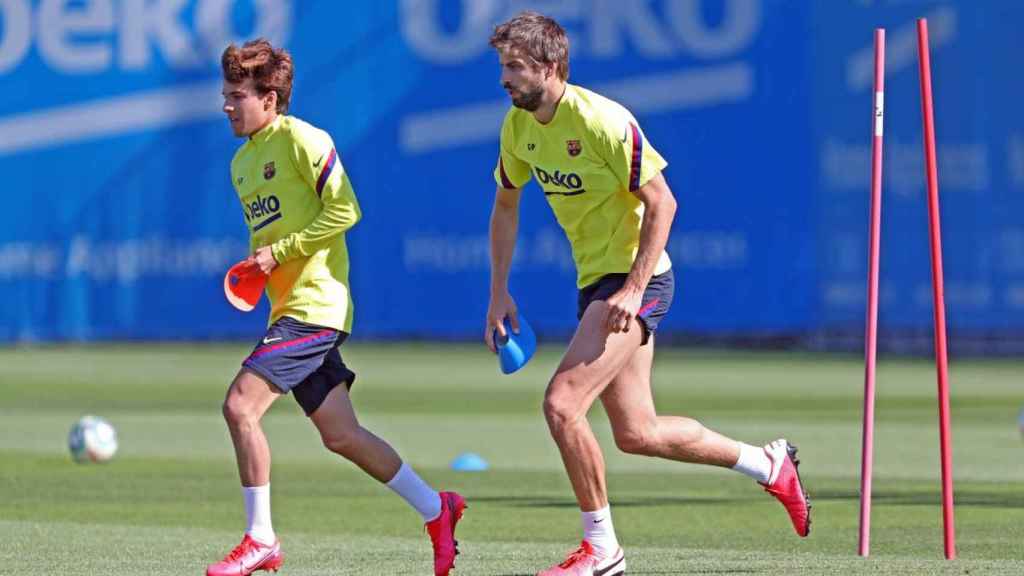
1;343;1022;574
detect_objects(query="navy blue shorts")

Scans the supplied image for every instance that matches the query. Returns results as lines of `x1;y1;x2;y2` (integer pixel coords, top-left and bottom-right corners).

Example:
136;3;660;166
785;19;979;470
577;269;675;345
242;316;356;416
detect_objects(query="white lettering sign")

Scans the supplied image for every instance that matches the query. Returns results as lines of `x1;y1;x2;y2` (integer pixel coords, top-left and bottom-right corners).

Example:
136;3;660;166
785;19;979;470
401;0;761;64
0;0;31;73
38;0;115;73
0;0;292;73
821;138;990;197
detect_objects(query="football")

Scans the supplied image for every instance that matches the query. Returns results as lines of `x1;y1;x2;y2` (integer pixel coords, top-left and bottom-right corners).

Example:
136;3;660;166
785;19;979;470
68;415;118;463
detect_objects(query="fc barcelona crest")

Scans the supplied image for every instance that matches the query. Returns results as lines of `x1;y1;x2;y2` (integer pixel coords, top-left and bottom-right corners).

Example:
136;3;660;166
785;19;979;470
566;139;582;157
263;161;276;180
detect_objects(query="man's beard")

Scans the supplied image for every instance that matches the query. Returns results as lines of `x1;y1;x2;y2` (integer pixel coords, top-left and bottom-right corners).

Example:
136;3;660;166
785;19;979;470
509;85;544;111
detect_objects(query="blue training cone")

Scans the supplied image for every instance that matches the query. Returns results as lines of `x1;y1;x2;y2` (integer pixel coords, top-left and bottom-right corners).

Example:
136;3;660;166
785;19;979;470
450;452;489;472
494;315;536;374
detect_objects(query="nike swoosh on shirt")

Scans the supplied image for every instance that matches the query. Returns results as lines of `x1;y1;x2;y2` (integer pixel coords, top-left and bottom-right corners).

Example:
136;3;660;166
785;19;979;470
313;154;325;168
262;337;282;345
620;126;628;143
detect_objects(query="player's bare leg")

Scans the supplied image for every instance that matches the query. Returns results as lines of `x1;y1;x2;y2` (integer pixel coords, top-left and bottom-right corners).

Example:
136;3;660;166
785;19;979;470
600;334;739;466
539;301;640;575
209;370;284;576
310;383;401;481
223;369;281;486
311;383;465;576
545;301;643;511
601;332;811;537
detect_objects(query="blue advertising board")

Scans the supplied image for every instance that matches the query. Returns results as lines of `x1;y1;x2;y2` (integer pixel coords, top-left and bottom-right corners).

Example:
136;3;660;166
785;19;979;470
0;1;1019;343
809;2;1024;335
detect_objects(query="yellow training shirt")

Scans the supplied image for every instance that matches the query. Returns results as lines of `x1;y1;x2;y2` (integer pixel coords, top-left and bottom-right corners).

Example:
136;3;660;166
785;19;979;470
230;115;360;332
494;84;672;288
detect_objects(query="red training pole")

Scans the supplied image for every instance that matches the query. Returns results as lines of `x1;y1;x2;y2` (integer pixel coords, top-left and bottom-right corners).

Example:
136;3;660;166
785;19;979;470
916;17;956;560
858;27;885;558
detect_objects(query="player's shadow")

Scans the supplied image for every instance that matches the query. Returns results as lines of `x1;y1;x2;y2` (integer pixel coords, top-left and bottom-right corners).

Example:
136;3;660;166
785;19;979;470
813;489;1024;509
471;495;759;508
491;565;757;569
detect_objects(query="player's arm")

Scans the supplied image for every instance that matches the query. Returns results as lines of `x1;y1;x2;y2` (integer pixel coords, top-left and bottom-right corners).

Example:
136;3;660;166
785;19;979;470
487;184;522;352
486;116;533;351
259;137;362;272
607;172;676;333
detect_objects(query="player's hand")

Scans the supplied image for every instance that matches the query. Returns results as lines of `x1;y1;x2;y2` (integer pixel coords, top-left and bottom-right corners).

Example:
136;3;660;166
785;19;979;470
485;291;519;353
253;246;278;275
604;285;643;334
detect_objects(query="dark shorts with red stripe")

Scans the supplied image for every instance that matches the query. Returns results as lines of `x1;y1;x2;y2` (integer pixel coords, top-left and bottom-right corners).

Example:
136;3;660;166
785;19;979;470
577;269;675;345
241;316;356;416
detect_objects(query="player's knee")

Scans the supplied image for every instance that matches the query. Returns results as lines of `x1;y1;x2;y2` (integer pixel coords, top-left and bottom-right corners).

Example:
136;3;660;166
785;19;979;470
222;396;255;430
543;382;582;432
322;427;361;457
614;428;653;455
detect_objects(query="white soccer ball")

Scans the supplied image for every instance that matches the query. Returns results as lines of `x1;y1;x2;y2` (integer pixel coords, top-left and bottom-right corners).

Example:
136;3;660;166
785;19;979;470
68;415;118;463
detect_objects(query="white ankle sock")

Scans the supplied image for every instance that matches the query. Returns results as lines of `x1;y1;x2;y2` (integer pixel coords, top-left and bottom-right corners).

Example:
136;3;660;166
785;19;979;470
732;442;772;483
243;484;275;545
581;505;619;556
386;462;442;522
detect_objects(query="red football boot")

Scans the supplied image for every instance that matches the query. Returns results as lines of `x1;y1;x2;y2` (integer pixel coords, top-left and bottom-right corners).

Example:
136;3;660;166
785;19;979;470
425;491;467;576
536;541;625;576
761;439;812;537
206;534;282;576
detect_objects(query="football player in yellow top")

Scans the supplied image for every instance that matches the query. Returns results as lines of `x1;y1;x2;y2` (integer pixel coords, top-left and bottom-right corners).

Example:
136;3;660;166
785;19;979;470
207;39;464;576
485;13;811;576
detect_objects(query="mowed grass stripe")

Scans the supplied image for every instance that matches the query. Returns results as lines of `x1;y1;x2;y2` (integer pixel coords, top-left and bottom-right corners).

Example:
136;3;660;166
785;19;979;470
1;408;1020;481
1;345;1023;573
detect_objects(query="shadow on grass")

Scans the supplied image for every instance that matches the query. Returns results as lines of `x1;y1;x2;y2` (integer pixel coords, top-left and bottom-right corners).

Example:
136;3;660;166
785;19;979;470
647;565;761;569
475;489;1024;510
491;565;757;569
471;495;759;508
814;489;1024;508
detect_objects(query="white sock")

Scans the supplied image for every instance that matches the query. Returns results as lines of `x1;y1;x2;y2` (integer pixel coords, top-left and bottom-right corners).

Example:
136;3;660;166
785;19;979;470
732;442;772;483
386;462;442;522
581;505;619;557
243;484;275;545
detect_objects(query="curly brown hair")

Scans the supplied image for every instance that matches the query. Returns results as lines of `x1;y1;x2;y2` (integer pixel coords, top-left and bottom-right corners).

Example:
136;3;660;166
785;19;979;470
221;39;294;113
489;11;569;81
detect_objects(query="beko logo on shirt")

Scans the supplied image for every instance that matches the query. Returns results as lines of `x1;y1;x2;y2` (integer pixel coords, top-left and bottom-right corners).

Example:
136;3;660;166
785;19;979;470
244;194;282;231
535;167;583;191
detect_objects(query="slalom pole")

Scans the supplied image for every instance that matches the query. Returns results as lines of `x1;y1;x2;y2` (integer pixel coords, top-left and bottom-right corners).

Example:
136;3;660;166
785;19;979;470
916;17;956;560
858;27;885;558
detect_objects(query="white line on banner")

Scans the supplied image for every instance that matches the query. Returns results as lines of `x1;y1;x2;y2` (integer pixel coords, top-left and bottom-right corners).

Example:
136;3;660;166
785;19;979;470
0;81;223;156
399;62;754;154
846;6;956;91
